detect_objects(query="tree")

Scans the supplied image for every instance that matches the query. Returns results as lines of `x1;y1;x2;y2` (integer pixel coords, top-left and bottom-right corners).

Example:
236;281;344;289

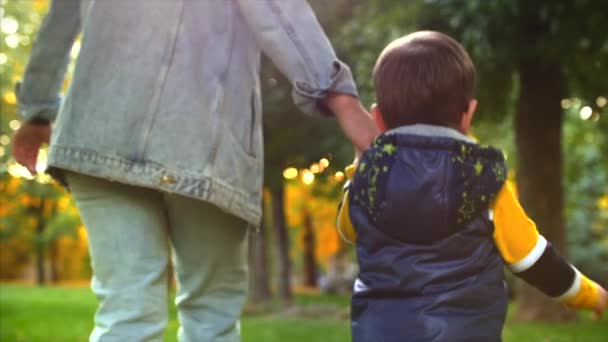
248;207;272;305
421;0;608;322
0;171;82;284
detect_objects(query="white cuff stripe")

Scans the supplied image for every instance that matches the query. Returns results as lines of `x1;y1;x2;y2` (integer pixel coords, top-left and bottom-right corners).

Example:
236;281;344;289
510;235;548;273
556;267;582;301
354;278;369;293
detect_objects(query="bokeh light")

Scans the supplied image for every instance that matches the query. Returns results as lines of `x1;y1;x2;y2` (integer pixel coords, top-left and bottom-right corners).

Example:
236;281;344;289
9;119;21;131
5;34;20;48
579;106;593;120
282;167;298;180
0;135;11;146
334;171;345;182
1;16;19;35
302;170;315;185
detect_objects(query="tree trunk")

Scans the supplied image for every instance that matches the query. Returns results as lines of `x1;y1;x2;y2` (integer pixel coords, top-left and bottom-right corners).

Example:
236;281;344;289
271;185;293;304
302;210;317;287
49;240;60;283
34;200;46;286
248;214;272;304
513;59;576;322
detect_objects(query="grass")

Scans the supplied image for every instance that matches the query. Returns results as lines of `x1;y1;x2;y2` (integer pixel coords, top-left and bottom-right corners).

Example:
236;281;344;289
1;284;606;341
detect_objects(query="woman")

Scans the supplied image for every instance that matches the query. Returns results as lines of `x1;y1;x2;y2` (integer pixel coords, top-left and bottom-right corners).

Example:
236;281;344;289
12;0;377;341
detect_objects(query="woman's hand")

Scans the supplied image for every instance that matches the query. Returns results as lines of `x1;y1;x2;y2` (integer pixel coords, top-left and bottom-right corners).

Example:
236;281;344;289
11;122;51;175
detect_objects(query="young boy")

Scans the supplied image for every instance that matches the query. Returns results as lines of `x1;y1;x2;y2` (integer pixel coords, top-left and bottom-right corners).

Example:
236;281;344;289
337;31;607;342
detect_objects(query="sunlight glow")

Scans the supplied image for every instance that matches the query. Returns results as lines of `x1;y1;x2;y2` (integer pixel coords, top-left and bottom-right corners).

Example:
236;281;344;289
0;53;7;65
1;16;18;35
320;158;330;168
8;163;34;180
5;34;19;48
580;106;593;120
36;148;48;174
310;163;320;174
597;96;607;108
71;40;81;59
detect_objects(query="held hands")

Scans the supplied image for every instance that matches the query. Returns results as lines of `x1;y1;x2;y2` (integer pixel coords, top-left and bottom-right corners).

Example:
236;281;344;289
11;122;51;175
323;93;379;152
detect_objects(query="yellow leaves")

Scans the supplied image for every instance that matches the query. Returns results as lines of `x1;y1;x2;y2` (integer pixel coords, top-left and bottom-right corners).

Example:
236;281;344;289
5;177;21;195
284;180;344;268
20;194;40;208
3;91;17;105
33;0;49;11
78;226;88;241
598;194;608;210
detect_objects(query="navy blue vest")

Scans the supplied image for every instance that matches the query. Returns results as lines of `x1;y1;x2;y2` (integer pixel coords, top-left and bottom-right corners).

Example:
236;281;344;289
349;130;508;342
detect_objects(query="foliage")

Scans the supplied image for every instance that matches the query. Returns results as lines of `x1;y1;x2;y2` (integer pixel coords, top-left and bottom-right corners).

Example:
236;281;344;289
563;109;608;286
0;171;87;281
285;176;346;273
421;0;608;119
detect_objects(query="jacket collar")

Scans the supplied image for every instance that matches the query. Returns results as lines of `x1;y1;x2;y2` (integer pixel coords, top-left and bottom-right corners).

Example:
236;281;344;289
385;124;476;144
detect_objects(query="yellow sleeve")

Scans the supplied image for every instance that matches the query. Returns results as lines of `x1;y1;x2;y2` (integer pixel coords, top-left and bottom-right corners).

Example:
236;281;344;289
491;181;540;266
491;181;601;311
336;165;357;244
560;272;601;310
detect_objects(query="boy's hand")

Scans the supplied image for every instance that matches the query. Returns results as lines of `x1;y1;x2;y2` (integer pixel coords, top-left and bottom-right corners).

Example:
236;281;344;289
324;93;379;151
593;286;608;321
11;122;51;175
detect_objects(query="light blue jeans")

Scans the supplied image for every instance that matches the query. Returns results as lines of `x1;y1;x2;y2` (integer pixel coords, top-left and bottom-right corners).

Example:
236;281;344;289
67;172;248;342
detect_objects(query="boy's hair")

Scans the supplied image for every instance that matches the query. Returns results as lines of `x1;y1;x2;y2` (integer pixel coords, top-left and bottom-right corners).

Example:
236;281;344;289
373;31;475;129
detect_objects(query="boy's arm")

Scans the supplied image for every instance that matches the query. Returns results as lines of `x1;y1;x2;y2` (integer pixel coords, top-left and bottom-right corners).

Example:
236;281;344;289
17;0;82;123
235;0;377;151
337;164;358;244
491;181;606;316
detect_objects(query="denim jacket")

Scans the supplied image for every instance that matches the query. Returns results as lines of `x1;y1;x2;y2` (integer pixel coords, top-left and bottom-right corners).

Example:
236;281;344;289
17;0;358;225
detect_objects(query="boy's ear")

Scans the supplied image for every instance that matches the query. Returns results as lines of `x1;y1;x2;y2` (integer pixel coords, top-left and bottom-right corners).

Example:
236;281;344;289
371;104;388;133
460;99;477;134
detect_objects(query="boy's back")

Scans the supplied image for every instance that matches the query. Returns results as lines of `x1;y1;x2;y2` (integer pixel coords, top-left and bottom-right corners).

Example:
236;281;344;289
349;125;508;341
337;31;606;342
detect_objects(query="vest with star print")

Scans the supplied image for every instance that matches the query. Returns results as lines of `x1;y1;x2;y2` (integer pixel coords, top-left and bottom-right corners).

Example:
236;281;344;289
348;130;508;342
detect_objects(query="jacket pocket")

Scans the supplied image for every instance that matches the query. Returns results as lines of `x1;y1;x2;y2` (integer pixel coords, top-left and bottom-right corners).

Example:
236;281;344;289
215;127;263;193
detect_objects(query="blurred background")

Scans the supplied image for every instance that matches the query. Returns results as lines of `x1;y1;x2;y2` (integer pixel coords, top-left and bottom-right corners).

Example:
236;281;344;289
1;0;607;341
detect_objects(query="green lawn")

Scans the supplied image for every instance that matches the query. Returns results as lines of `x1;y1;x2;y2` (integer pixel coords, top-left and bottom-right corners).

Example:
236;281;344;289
1;285;606;341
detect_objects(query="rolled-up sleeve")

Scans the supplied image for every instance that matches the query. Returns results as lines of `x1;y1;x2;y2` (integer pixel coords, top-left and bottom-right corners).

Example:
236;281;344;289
17;0;81;123
236;0;358;116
